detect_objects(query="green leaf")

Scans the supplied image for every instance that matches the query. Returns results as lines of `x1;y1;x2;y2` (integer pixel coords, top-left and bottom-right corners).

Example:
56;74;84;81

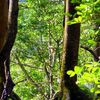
74;66;83;74
92;67;98;73
77;11;82;15
85;64;92;68
88;40;96;46
95;90;100;94
78;16;82;22
82;72;94;82
90;87;95;93
67;70;75;77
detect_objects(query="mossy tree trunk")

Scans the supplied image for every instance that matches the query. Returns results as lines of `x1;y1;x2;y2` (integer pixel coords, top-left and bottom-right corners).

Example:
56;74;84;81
59;0;91;100
60;0;80;99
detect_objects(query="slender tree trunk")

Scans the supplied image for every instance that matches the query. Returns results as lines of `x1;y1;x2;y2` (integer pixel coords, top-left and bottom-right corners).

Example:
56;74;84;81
60;1;70;99
48;23;54;100
0;0;19;99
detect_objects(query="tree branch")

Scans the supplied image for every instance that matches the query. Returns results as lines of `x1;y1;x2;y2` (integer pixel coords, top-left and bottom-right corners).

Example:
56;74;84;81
11;61;43;70
80;46;99;61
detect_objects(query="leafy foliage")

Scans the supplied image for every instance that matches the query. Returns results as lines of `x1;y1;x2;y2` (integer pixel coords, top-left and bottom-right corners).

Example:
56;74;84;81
67;62;100;100
10;0;100;99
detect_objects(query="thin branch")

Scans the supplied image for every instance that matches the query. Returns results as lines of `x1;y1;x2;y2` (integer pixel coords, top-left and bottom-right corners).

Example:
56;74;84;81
94;46;100;51
44;62;50;80
50;32;57;43
11;61;43;70
15;79;27;85
80;46;99;61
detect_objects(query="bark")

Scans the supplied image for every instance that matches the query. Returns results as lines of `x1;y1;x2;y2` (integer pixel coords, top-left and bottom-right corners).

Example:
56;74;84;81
0;0;19;99
59;0;91;100
60;0;80;99
0;0;8;97
0;0;8;52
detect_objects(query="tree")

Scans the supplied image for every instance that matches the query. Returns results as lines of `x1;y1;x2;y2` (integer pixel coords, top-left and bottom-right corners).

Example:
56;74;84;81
0;0;19;99
59;0;91;99
6;0;99;99
0;0;8;52
0;0;8;97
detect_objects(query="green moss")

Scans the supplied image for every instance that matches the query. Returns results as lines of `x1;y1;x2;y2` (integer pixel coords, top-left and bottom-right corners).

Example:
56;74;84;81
62;87;70;100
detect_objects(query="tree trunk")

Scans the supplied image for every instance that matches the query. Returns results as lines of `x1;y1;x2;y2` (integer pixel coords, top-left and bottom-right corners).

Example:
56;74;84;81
0;0;19;99
0;0;8;96
59;0;91;100
0;0;8;52
60;0;80;99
